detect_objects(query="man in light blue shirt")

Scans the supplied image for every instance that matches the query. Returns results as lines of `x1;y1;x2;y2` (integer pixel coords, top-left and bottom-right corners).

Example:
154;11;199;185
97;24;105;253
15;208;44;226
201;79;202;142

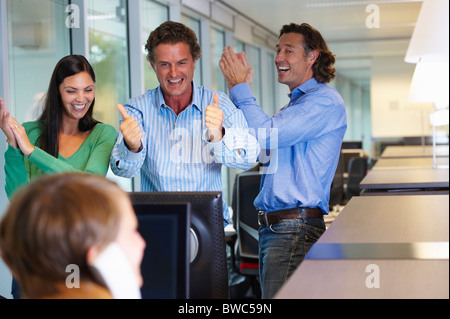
220;23;347;298
110;21;259;226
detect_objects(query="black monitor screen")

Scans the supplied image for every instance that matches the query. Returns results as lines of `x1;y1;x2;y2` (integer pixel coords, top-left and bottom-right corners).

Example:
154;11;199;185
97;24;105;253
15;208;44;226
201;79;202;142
129;191;228;299
342;141;363;149
236;172;261;259
132;202;190;299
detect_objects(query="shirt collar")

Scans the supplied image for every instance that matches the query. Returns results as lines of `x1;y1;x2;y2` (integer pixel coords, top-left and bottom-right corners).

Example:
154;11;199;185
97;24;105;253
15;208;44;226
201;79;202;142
156;81;202;113
288;78;320;100
190;81;203;112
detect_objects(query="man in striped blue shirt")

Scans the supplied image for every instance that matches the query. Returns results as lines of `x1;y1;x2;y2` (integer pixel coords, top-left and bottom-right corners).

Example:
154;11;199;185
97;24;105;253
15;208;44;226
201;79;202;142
110;21;260;226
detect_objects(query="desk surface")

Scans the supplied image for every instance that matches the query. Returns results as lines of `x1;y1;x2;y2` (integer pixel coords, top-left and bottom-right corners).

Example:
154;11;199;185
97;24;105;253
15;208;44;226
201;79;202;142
360;167;449;190
318;195;449;243
275;195;449;299
381;145;449;158
275;259;449;299
373;157;449;170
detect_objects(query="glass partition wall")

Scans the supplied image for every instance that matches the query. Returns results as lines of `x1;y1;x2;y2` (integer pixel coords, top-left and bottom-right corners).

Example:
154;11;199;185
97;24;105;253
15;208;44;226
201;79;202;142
142;0;169;91
88;0;130;128
6;0;70;124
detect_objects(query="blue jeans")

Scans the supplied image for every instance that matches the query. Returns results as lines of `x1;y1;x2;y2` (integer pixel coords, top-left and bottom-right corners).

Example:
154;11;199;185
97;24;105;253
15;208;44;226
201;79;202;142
258;210;325;299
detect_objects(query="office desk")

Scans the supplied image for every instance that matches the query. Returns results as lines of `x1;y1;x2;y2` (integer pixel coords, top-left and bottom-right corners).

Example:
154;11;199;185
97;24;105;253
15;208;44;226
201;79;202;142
275;259;448;299
275;195;449;299
360;167;449;195
317;195;449;243
381;145;449;158
373;157;449;170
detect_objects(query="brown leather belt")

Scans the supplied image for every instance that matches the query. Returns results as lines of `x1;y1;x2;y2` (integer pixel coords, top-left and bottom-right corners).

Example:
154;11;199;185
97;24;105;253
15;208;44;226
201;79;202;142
258;207;323;226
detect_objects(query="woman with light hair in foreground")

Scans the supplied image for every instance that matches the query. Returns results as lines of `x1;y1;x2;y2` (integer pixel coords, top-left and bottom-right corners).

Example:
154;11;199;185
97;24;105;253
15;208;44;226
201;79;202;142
0;173;145;299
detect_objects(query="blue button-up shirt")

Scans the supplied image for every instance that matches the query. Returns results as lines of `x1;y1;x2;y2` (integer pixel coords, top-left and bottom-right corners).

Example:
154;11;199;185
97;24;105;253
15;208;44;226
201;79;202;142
110;82;260;225
230;78;347;214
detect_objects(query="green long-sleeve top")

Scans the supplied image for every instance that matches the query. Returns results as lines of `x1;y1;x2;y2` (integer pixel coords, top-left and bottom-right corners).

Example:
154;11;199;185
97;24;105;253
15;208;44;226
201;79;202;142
4;121;117;199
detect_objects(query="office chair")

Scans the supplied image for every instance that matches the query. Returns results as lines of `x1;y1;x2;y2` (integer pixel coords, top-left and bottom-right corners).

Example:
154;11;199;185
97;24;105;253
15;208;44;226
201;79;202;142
329;152;345;209
345;157;368;199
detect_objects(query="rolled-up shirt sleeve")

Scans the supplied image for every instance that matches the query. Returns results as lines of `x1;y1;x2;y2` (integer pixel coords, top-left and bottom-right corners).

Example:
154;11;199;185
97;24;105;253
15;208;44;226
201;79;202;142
204;92;260;170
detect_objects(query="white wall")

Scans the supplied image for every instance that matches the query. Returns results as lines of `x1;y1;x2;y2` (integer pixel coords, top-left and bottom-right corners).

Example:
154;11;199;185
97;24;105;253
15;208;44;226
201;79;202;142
371;55;434;138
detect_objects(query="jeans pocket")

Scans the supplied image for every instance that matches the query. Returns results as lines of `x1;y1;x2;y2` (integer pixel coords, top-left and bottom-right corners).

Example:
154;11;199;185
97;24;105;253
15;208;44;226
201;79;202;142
303;223;326;254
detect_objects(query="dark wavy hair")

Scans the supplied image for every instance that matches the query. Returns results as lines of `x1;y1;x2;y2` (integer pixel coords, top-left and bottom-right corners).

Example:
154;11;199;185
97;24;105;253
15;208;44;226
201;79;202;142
38;55;99;157
145;21;201;64
279;23;336;83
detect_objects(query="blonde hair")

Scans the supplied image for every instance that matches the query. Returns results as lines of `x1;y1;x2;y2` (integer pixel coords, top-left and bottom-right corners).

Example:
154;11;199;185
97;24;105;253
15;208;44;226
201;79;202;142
0;173;124;298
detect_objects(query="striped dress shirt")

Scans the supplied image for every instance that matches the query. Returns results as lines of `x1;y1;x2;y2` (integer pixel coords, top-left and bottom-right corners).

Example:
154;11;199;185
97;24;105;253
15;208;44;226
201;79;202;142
110;82;260;225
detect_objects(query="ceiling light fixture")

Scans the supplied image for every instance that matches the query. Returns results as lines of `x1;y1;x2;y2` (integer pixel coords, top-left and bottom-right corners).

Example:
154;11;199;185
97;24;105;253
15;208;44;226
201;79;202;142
306;0;423;8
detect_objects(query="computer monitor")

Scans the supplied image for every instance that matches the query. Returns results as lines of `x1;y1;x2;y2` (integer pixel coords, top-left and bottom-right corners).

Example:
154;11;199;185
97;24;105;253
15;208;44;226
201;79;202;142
341;149;364;173
132;202;191;299
236;171;261;260
342;140;363;149
129;191;228;299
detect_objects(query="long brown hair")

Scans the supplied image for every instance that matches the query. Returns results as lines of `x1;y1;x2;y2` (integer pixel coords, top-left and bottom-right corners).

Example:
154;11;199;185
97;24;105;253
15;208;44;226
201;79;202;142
0;173;123;298
279;23;336;83
38;55;99;157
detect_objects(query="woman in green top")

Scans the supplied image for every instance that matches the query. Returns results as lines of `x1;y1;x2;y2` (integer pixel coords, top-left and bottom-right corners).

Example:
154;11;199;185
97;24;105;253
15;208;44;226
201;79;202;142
1;55;117;199
0;55;117;298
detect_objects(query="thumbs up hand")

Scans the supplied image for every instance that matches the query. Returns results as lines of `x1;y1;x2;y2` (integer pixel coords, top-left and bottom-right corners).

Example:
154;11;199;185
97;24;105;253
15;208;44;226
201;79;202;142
117;104;143;153
205;93;224;143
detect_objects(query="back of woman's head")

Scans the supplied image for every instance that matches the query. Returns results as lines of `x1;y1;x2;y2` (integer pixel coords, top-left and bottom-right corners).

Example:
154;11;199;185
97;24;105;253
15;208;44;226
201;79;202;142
0;173;122;298
38;55;99;156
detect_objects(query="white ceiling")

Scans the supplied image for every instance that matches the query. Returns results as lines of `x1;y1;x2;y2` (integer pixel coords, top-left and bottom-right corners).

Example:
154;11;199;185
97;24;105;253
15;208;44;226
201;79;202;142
220;0;423;87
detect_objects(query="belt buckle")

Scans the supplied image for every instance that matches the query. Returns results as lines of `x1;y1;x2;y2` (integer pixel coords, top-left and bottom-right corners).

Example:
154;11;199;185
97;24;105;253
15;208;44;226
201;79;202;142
258;210;268;226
